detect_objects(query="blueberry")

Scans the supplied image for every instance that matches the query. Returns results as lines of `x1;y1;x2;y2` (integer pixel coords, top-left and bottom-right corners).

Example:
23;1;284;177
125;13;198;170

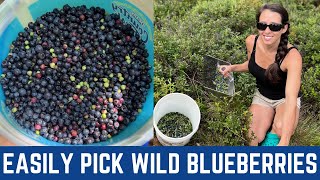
44;92;52;100
48;134;55;141
35;45;44;53
64;138;72;144
100;134;108;141
26;108;33;117
44;114;51;122
112;114;118;120
32;113;39;119
84;137;94;144
93;131;101;138
18;88;27;96
24;121;31;128
1;4;151;145
83;129;90;136
13;69;22;75
40;127;48;135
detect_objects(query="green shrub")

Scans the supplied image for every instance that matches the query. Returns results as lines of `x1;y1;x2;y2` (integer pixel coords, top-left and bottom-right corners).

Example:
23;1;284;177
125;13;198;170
155;0;320;145
291;104;320;146
154;76;176;103
155;0;199;21
301;65;320;104
190;94;253;146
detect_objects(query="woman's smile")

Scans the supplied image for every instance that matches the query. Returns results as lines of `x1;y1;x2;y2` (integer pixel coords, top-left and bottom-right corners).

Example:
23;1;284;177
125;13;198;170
263;35;273;41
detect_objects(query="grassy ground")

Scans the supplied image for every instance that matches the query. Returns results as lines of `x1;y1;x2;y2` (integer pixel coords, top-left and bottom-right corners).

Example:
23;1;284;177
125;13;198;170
154;0;320;146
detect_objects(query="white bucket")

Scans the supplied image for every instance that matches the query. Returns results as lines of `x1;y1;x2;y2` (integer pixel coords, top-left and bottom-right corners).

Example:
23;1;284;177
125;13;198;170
153;93;201;146
0;0;154;146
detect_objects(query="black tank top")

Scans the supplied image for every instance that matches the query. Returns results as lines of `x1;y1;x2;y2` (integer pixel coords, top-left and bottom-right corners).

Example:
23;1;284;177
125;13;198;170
248;35;301;100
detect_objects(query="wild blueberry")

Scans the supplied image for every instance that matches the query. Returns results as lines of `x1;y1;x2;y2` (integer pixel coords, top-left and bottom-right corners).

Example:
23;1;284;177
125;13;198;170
35;45;44;53
1;4;151;145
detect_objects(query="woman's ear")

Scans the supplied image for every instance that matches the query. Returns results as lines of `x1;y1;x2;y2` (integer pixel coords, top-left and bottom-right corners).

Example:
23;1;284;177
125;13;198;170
282;24;289;34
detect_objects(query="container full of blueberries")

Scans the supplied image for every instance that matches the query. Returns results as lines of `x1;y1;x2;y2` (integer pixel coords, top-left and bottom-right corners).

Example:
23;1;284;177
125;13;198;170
0;0;154;146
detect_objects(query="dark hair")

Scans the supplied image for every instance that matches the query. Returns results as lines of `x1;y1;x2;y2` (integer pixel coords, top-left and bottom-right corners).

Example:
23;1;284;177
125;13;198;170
256;4;290;83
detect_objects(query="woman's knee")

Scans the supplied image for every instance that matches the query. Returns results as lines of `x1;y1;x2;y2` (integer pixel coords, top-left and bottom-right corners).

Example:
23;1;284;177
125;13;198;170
249;127;268;143
249;104;275;143
272;121;282;136
272;120;297;136
256;130;268;143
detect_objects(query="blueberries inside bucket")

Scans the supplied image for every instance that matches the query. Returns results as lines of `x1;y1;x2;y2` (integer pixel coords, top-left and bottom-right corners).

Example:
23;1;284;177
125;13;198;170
0;1;154;145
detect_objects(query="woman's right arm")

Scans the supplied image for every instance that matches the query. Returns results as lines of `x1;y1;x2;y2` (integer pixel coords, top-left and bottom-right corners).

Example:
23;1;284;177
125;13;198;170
229;61;249;72
220;35;255;76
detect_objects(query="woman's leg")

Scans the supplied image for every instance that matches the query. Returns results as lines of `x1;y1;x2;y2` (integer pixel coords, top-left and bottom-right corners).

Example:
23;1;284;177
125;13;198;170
249;104;275;146
271;103;300;139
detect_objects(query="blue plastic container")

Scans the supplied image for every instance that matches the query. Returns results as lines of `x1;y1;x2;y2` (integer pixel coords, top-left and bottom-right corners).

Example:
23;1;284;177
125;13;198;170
0;0;154;146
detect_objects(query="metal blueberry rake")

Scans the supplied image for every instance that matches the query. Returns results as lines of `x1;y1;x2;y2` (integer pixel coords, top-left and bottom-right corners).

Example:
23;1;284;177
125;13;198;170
201;55;235;96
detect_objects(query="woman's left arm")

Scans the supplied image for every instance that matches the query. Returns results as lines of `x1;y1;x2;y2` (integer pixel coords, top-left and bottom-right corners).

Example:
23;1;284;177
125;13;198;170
278;50;302;146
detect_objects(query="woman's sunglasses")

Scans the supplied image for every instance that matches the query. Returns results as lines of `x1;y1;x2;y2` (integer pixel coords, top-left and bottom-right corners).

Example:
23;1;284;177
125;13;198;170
257;22;284;32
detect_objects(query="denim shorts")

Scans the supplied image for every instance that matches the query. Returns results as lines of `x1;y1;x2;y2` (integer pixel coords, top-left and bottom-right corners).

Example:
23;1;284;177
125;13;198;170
252;89;301;109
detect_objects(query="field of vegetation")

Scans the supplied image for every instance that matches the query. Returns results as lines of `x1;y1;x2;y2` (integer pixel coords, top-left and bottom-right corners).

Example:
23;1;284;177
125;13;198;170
154;0;320;145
